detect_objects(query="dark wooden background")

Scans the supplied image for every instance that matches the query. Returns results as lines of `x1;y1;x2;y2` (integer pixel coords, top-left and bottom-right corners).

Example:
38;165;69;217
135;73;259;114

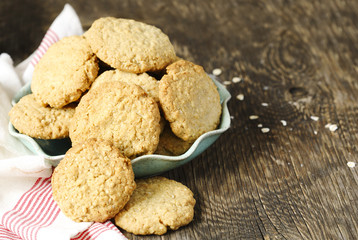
1;0;358;239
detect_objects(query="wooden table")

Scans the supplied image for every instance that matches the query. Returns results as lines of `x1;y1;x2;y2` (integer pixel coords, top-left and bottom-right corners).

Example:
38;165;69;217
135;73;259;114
1;0;357;239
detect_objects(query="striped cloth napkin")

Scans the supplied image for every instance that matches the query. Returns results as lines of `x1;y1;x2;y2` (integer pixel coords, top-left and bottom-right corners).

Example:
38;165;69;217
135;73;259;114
0;4;127;240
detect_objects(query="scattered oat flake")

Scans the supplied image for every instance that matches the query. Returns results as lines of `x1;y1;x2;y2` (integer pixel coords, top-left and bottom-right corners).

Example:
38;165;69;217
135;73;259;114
263;86;269;91
310;116;319;121
280;120;287;126
258;124;263;128
329;124;338;132
347;162;356;168
212;68;222;76
236;94;244;101
314;130;318;135
223;81;231;85
261;103;269;107
232;77;242;83
325;123;338;132
249;115;259;120
230;116;234;119
261;128;270;133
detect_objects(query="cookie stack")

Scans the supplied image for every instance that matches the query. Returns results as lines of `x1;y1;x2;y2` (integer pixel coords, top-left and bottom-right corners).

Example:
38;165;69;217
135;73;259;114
9;17;223;235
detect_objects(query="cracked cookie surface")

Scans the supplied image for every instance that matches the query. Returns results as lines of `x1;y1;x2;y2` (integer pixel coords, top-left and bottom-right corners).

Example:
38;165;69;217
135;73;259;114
31;35;99;108
115;176;195;235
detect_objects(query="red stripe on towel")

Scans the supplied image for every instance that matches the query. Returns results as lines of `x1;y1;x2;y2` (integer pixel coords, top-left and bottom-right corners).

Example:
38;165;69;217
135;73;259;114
1;177;59;240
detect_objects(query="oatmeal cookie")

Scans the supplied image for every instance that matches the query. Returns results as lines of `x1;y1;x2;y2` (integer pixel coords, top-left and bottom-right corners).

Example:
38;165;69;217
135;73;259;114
155;124;193;156
159;60;222;141
69;81;161;158
31;35;99;108
84;17;176;73
9;94;75;139
51;138;136;222
115;176;195;235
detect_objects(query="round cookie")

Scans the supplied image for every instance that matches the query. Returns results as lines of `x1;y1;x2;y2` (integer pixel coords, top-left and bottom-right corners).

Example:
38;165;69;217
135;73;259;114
159;60;222;141
69;81;161;158
84;17;177;73
51;138;136;222
91;70;159;102
155;124;193;156
9;94;75;139
115;176;196;235
31;35;99;108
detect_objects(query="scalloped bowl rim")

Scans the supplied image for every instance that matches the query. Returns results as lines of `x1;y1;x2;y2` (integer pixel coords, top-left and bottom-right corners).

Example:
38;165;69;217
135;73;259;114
9;74;231;167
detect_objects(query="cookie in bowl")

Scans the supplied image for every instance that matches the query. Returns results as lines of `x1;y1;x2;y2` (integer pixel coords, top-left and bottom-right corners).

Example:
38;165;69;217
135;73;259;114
69;81;161;159
31;35;99;108
159;60;222;142
9;94;75;139
84;17;177;73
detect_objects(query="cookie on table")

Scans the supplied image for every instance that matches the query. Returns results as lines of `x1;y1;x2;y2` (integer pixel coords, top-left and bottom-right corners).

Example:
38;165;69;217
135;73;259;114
69;81;161;158
159;60;222;141
9;94;75;139
84;17;177;73
31;35;99;108
51;138;136;222
91;69;159;102
115;176;195;235
155;124;193;156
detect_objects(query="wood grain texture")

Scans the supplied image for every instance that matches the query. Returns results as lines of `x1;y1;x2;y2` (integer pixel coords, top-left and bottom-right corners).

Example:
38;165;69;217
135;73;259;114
1;0;358;239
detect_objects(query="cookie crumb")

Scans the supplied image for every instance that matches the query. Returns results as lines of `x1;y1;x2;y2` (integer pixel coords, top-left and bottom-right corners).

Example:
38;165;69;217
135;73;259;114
258;124;263;128
280;120;287;126
236;94;244;101
249;115;259;120
261;103;269;107
261;128;270;133
232;77;242;83
263;86;269;91
347;162;356;168
310;116;319;121
212;68;222;76
223;81;231;85
314;130;318;135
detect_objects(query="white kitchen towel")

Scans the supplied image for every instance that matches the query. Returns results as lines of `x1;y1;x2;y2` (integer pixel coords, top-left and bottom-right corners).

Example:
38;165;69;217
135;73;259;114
0;4;127;240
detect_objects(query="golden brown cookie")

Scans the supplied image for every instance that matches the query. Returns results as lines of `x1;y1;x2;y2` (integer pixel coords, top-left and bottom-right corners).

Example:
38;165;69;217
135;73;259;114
69;81;161;158
159;60;222;141
84;17;176;73
155;124;193;156
91;70;159;102
51;138;136;222
9;94;75;139
31;35;99;108
115;176;195;235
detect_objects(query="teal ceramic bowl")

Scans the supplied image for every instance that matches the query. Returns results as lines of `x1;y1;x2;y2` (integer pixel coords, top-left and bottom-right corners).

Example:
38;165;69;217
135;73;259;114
9;75;231;178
